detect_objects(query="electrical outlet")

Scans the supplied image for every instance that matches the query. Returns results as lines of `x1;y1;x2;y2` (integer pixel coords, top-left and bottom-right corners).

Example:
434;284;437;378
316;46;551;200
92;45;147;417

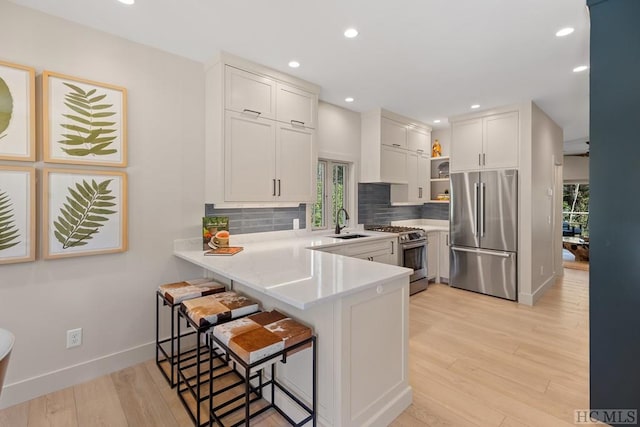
540;266;544;276
67;328;82;348
293;218;300;230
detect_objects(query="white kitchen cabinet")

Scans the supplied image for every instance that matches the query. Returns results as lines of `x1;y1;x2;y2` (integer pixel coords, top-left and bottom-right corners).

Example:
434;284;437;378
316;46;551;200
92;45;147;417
380;145;409;184
276;83;317;129
439;230;450;282
205;53;320;205
225;66;277;120
224;111;277;201
276;123;314;202
319;237;399;266
381;117;408;149
426;232;438;281
450;111;519;172
361;109;431;184
450;118;483;172
408;126;430;154
390;153;429;204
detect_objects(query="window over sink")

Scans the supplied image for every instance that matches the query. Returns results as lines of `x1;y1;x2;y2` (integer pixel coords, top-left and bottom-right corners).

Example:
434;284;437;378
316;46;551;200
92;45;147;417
312;160;350;230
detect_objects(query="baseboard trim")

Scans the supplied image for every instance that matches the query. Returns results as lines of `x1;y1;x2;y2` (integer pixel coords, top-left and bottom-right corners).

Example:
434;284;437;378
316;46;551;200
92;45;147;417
362;385;412;427
0;341;154;410
519;274;558;306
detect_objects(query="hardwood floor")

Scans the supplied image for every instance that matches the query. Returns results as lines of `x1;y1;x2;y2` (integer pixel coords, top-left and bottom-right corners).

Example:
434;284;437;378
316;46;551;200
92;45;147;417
0;269;589;426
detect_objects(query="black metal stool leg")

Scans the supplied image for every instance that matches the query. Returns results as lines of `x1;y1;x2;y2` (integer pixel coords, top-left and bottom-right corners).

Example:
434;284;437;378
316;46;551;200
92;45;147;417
312;336;317;427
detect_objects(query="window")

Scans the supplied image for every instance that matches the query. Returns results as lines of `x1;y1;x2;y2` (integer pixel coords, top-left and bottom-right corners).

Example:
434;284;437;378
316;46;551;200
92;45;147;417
312;160;350;230
563;183;589;237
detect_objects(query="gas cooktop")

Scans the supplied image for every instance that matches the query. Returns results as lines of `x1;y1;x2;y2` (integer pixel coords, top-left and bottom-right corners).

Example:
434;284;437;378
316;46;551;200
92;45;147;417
364;225;425;234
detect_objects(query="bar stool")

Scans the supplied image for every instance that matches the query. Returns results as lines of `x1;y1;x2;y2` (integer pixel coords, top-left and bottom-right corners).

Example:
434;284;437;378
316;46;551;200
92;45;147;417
156;278;227;387
177;291;260;427
209;310;317;427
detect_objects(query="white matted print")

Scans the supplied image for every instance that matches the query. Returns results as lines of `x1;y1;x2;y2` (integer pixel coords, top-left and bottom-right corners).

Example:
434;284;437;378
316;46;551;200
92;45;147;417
43;71;127;167
0;61;36;161
0;166;35;264
44;168;128;259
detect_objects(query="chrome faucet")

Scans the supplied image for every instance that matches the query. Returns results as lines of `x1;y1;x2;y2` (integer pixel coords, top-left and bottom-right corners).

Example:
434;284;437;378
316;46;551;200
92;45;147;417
334;208;350;235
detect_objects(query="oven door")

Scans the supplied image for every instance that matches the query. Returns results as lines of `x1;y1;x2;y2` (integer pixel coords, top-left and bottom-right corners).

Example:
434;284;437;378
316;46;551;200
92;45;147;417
402;240;427;282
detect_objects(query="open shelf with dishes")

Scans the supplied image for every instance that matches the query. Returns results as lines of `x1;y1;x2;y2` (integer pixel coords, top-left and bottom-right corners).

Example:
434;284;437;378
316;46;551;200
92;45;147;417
430;156;450;202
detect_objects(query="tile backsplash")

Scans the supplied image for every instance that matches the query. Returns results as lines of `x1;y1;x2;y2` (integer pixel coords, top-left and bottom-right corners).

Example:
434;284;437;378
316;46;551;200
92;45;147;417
205;204;306;235
358;183;449;224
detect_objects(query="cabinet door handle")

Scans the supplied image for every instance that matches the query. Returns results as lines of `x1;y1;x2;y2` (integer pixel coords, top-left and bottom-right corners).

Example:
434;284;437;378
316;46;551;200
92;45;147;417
243;109;261;117
291;119;305;127
417;149;424;153
392;143;401;147
446;233;449;246
277;179;281;196
478;153;481;166
391;241;395;255
483;153;486;166
272;179;276;196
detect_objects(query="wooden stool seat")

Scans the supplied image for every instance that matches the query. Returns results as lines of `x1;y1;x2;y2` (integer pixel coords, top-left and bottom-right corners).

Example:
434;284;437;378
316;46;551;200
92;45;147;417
159;279;226;304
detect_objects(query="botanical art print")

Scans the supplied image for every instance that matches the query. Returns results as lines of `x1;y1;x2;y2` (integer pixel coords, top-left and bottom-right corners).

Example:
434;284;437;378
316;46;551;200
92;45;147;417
0;61;36;161
44;169;127;259
43;71;127;167
0;166;35;264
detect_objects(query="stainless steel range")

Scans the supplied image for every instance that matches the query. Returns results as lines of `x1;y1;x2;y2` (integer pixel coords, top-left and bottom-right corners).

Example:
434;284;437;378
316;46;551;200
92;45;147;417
364;225;428;295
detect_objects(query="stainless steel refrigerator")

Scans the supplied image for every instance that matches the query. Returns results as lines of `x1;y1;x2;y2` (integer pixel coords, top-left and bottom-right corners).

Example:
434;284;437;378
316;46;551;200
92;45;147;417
449;169;518;300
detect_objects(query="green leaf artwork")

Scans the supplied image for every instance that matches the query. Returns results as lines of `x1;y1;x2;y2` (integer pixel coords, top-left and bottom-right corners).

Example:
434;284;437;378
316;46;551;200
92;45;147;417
58;83;117;157
0;189;21;251
54;178;117;249
0;77;13;141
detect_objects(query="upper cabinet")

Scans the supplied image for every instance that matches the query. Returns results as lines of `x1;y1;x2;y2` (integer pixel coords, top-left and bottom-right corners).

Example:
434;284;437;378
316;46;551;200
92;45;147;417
450;110;519;172
361;109;432;184
276;83;317;129
225;67;277;120
206;53;320;206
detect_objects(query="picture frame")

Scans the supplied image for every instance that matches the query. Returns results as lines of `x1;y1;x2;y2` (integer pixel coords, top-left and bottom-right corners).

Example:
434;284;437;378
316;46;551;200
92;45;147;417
43;71;127;167
43;168;128;259
0;166;36;264
0;61;36;161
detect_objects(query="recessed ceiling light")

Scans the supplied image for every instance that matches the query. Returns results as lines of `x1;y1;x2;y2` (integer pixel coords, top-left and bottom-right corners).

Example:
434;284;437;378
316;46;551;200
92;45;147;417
345;97;354;103
433;120;441;124
556;27;575;37
288;61;300;68
573;65;589;72
471;104;480;109
118;0;135;5
344;28;359;38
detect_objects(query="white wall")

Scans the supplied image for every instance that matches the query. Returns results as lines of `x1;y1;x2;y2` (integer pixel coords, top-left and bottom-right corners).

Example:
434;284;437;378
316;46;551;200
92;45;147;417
563;155;589;182
315;101;361;224
529;103;564;303
0;1;204;408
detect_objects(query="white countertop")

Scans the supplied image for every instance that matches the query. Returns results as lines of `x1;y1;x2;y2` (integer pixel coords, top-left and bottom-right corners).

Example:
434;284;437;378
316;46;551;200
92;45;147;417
174;229;412;310
391;219;449;233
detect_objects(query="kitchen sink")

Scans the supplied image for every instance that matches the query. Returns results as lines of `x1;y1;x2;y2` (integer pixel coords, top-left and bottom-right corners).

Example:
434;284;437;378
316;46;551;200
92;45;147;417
330;234;369;240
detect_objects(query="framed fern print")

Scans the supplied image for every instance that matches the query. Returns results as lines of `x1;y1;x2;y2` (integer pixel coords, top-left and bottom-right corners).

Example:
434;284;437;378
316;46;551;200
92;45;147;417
0;61;36;161
43;168;128;259
0;166;35;264
43;71;127;167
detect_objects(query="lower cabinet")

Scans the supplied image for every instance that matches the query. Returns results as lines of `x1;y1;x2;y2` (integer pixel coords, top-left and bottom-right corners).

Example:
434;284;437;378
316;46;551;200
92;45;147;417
439;231;450;282
426;232;438;281
318;238;399;266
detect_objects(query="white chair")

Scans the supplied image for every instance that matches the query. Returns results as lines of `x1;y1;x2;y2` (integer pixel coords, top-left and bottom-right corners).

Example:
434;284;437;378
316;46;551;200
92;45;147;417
0;328;15;399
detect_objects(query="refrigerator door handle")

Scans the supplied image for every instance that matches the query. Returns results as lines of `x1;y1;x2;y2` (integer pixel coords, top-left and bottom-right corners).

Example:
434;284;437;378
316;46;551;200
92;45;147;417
480;182;486;237
451;246;512;258
474;182;479;237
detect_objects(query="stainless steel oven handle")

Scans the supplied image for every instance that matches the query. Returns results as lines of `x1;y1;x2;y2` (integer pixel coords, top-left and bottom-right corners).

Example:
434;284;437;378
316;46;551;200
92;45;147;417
451;246;511;258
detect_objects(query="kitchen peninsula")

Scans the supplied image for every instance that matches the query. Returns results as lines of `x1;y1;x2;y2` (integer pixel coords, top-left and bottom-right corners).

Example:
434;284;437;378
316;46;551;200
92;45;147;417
174;231;413;427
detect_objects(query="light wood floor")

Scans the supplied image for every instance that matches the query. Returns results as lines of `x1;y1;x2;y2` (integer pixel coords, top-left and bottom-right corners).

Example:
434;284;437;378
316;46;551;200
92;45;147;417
0;269;589;427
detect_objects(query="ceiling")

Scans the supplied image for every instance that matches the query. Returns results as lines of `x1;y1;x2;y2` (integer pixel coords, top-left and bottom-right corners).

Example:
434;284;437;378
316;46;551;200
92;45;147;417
9;0;590;146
